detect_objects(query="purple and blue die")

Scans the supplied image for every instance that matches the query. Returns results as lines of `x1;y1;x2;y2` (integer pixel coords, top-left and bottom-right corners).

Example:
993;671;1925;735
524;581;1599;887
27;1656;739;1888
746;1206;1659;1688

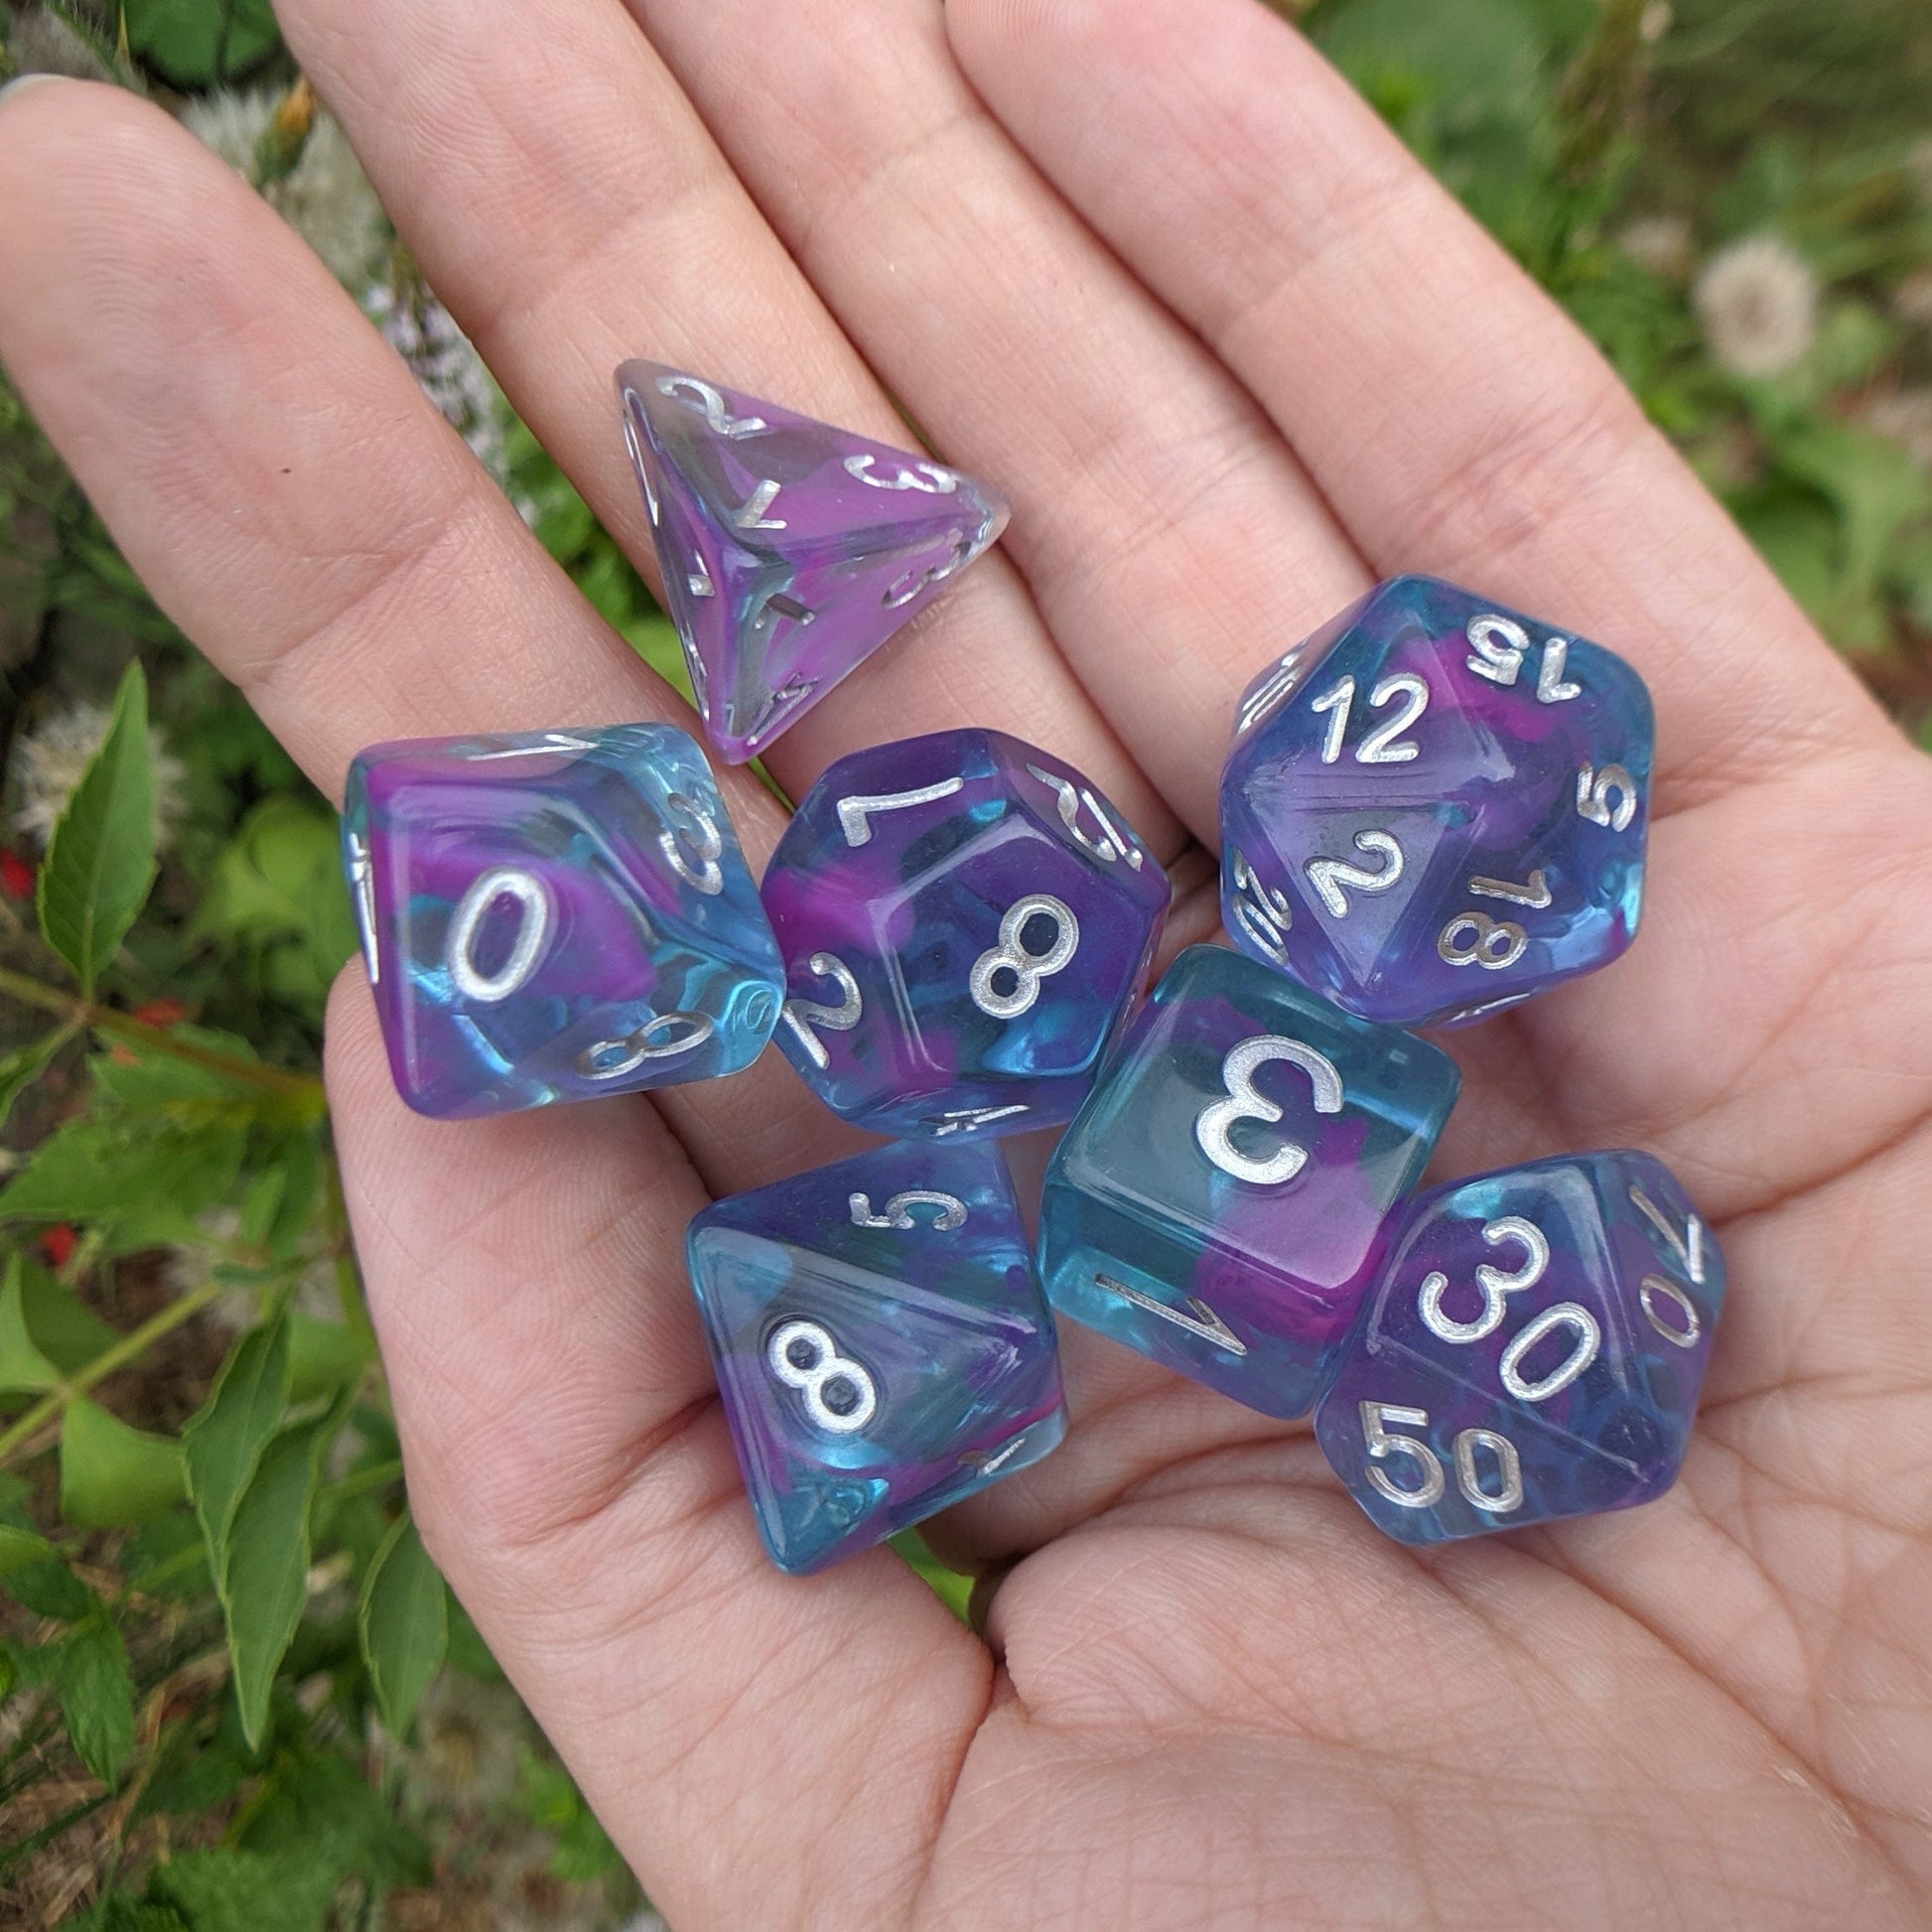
1315;1151;1724;1542
686;1139;1067;1575
619;360;1009;764
762;729;1171;1140
1221;574;1655;1027
343;723;782;1118
1039;945;1461;1419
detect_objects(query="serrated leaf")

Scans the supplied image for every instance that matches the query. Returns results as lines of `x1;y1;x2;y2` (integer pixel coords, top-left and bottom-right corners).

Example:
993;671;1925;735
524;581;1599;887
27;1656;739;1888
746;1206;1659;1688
0;1115;248;1225
147;1846;334;1932
62;1398;186;1528
358;1513;447;1736
54;1614;135;1785
0;1251;62;1391
36;661;158;996
219;1394;347;1749
0;1543;97;1620
184;1312;291;1562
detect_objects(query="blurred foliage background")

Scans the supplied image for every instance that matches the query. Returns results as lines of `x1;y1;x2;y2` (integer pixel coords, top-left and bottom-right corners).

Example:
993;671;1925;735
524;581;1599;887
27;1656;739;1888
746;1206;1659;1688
0;0;1927;1925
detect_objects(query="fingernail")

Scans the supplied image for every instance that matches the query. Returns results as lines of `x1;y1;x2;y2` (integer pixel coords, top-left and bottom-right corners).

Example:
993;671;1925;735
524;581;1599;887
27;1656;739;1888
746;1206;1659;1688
0;71;72;107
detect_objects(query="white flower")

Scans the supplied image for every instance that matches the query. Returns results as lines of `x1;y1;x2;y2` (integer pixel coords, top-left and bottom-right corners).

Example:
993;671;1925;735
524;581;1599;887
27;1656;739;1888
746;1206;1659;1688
1616;213;1694;281
1693;235;1819;379
1866;389;1932;471
182;87;387;289
363;279;531;515
9;698;188;853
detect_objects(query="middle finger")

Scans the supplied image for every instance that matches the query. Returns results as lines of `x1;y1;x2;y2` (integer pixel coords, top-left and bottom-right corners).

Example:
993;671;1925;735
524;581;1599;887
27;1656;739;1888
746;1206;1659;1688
277;0;1176;849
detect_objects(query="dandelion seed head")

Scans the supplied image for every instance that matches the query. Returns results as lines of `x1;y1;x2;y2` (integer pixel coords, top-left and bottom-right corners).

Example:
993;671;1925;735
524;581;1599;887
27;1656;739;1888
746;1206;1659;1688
1693;235;1818;379
9;699;188;853
7;9;116;83
182;87;387;289
1616;213;1694;281
398;1671;525;1810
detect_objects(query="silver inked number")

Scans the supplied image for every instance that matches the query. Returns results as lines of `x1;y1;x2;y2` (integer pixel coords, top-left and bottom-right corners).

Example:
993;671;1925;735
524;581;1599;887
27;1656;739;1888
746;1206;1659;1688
1026;764;1144;869
1195;1035;1344;1186
1359;1402;1524;1515
837;776;964;847
1096;1273;1247;1356
767;1319;878;1435
780;953;862;1070
1309;673;1429;764
1228;850;1293;964
446;868;553;1004
1307;830;1404;918
849;1190;968;1231
1577;762;1639;831
970;896;1079;1020
844;454;958;493
1465;614;1583;702
656;373;768;439
659;792;725;895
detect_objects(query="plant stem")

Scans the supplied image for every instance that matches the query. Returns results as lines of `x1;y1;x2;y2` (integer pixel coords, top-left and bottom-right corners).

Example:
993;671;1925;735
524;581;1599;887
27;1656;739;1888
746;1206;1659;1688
0;964;325;1112
0;1278;227;1466
322;1457;404;1509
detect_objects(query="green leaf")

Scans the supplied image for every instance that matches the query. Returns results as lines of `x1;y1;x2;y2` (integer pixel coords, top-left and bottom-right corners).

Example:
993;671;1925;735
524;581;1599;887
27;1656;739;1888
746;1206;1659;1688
54;1615;135;1786
218;1395;346;1749
0;1029;69;1136
14;1253;118;1373
0;1114;249;1226
358;1513;447;1736
239;1748;431;1894
147;1846;334;1932
120;0;281;86
61;1398;187;1528
0;1251;62;1391
287;1313;368;1404
36;661;159;997
191;798;357;1010
0;1520;58;1577
184;1312;291;1564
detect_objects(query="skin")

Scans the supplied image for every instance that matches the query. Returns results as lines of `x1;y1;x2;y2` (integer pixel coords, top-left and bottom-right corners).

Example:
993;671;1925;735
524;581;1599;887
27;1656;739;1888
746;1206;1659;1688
2;0;1930;1923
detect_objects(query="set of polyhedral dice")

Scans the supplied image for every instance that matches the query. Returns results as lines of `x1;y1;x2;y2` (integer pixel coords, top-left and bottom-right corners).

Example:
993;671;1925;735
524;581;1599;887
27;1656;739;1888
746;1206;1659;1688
342;360;1724;1576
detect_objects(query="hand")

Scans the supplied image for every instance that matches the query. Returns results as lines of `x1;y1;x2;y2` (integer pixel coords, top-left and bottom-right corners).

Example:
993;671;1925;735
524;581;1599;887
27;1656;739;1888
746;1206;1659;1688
4;1;1929;1923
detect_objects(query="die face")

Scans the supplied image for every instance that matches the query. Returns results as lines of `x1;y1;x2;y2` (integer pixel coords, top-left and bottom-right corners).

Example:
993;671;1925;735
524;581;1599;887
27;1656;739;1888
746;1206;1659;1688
1039;945;1460;1417
1313;1150;1725;1544
1221;575;1655;1027
762;730;1171;1140
687;1140;1067;1574
344;724;782;1118
618;361;1010;762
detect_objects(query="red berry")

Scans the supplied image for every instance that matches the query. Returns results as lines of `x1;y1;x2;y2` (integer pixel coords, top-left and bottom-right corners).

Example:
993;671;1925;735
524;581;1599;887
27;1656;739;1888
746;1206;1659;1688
0;850;34;900
41;1224;77;1268
132;999;188;1029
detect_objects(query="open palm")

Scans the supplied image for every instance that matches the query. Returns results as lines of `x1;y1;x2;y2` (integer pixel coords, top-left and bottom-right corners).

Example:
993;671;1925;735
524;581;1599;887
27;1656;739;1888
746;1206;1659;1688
4;0;1931;1923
